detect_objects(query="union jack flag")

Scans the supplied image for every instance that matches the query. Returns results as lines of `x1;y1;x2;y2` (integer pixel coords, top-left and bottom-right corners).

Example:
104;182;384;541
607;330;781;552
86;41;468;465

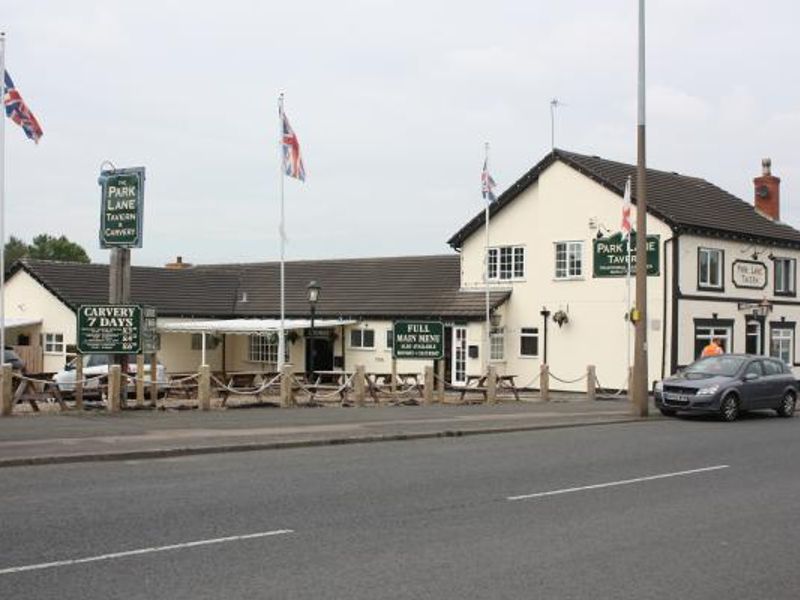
280;107;305;181
481;157;496;202
3;71;43;143
621;176;632;237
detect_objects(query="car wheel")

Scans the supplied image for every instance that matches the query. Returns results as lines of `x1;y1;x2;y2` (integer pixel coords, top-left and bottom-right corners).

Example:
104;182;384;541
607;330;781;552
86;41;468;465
776;391;796;418
659;408;677;417
720;393;739;422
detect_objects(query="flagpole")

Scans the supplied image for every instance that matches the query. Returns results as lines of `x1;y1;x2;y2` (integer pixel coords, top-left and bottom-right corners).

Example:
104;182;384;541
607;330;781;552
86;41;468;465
484;142;491;374
277;93;286;371
0;32;7;365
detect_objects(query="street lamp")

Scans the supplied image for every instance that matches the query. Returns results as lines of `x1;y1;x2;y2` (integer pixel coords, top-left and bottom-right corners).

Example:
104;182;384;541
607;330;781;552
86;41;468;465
306;280;321;376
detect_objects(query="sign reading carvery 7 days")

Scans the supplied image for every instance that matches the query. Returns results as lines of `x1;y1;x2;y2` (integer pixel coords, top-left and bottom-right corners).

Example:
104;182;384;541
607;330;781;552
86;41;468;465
77;304;142;354
99;167;145;248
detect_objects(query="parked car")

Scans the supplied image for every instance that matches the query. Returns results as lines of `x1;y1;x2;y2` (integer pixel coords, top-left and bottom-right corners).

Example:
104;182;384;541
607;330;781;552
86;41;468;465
654;354;797;421
4;347;26;373
53;354;168;399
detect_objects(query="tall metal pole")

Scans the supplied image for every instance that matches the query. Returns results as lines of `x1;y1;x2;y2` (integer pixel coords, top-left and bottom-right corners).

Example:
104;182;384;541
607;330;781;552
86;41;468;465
0;33;7;363
484;142;491;373
632;0;649;416
277;94;286;371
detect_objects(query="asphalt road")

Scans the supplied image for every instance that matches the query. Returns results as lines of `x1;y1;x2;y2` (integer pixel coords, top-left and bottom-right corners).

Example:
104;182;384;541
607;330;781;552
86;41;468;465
1;413;799;599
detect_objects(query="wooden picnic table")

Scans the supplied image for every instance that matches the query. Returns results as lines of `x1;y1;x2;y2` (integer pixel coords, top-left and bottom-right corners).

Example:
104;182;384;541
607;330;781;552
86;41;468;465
13;373;68;412
458;373;521;403
368;372;424;399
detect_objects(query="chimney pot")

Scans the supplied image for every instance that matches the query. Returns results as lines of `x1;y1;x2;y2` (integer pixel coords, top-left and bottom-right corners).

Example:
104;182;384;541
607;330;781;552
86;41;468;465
762;158;771;176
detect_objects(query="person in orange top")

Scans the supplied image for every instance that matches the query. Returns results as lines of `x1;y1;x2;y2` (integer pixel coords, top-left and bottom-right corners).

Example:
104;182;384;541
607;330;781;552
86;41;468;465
701;337;724;357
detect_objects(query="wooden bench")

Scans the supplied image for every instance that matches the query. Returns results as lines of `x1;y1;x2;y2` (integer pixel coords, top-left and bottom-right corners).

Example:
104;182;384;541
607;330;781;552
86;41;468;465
13;374;69;412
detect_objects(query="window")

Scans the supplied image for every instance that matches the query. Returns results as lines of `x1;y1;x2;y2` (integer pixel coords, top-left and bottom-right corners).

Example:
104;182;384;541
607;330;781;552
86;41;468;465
350;329;375;349
490;326;504;361
519;327;539;357
694;323;732;359
774;258;796;296
744;361;763;378
487;246;525;281
770;327;793;365
44;332;64;353
762;358;786;376
248;333;288;363
555;241;583;279
191;334;219;351
386;330;393;349
698;247;723;290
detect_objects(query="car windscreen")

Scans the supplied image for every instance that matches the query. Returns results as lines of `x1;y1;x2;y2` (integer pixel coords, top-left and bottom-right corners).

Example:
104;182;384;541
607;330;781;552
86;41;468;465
685;356;747;377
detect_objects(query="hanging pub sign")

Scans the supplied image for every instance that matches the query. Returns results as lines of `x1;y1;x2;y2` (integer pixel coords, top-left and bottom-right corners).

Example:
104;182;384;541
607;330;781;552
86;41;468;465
593;231;660;278
732;260;767;289
77;304;143;354
99;166;145;248
392;321;444;360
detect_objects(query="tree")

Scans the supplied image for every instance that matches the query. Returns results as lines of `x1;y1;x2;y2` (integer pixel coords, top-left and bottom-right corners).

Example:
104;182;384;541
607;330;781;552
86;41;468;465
4;234;90;271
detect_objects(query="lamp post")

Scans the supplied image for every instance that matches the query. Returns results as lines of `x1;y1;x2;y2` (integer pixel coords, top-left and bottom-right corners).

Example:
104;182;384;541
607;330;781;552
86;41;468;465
306;280;321;376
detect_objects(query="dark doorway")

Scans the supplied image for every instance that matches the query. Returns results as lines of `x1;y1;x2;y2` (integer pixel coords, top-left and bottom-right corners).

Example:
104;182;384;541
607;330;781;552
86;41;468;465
444;326;453;383
306;337;334;372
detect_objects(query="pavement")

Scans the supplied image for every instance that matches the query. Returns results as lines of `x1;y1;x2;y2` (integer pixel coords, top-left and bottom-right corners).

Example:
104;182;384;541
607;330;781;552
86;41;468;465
0;396;643;467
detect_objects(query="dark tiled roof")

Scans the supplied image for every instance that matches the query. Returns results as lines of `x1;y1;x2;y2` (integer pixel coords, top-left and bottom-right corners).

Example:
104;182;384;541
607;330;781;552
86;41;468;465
12;256;510;320
448;149;800;249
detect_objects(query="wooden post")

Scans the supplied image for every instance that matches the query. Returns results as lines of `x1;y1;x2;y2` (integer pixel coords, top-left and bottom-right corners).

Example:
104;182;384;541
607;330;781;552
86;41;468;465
423;365;434;405
149;353;159;406
391;357;397;400
74;354;84;411
436;358;445;403
1;365;12;416
198;365;211;411
587;364;597;401
486;365;497;404
135;354;145;407
108;364;121;412
354;365;366;407
540;363;550;402
280;363;294;408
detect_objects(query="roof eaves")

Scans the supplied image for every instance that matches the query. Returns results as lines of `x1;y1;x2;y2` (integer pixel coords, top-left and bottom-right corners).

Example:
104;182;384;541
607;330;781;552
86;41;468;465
11;259;79;313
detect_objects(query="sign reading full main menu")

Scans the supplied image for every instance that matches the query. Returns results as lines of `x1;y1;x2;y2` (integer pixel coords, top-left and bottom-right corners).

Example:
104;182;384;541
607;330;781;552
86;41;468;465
393;321;444;360
99;167;145;248
78;304;143;354
593;232;660;277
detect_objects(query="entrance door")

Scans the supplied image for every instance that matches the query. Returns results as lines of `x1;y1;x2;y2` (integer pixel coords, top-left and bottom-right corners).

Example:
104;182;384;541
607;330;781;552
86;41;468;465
745;320;762;355
306;338;333;373
451;326;467;386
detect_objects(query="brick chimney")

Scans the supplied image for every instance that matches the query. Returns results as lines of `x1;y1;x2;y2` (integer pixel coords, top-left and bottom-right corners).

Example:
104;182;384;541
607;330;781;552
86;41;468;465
754;158;781;221
165;255;192;269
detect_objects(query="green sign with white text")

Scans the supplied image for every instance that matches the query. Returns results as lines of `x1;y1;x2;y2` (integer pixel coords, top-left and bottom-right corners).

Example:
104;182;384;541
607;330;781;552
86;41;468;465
392;321;444;360
593;232;660;277
77;304;142;354
99;167;145;248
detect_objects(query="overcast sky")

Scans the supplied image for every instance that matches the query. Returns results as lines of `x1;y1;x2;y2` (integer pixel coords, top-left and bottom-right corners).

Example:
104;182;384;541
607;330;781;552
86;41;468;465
3;0;799;266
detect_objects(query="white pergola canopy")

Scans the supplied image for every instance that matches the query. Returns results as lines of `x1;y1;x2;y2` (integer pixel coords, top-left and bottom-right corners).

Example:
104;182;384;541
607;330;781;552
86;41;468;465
157;318;356;335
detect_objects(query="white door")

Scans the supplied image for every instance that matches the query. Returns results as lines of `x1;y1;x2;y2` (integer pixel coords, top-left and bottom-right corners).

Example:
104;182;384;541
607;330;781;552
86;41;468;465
451;327;467;385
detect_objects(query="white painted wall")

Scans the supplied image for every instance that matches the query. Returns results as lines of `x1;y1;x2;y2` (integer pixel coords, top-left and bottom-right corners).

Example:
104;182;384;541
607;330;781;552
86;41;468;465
3;270;76;372
458;160;673;391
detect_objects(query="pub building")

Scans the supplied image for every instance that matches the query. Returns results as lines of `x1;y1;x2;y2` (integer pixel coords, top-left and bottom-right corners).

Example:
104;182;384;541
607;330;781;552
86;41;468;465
4;150;800;391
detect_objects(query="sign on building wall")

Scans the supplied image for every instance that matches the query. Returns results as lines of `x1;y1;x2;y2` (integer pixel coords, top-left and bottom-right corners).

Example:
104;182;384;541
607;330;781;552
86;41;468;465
99;167;145;248
393;321;444;359
77;304;143;354
732;260;767;289
593;232;660;277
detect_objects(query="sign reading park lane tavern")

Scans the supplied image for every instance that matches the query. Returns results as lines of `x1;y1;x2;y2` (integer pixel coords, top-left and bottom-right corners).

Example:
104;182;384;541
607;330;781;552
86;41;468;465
593;232;660;278
78;305;143;354
99;167;145;248
392;321;444;360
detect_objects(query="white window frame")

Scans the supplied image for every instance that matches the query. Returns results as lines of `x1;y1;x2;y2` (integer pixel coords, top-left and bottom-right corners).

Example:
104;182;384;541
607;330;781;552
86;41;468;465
519;327;539;358
487;246;525;281
770;327;793;365
350;328;375;350
489;326;504;362
248;333;288;364
554;241;584;280
774;257;796;295
43;332;64;354
698;247;723;290
694;325;732;358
